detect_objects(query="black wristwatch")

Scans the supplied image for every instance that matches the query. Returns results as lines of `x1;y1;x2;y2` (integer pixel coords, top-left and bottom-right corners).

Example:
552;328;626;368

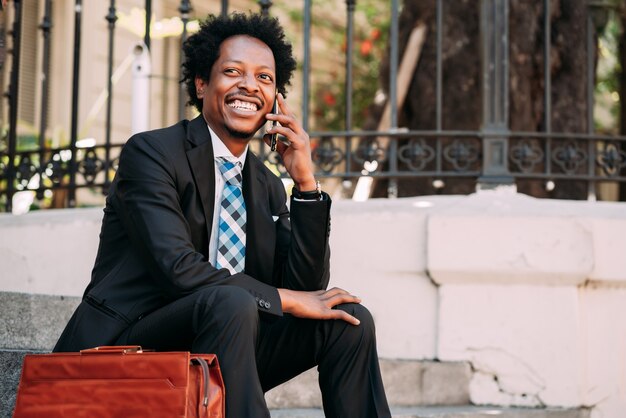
292;181;322;201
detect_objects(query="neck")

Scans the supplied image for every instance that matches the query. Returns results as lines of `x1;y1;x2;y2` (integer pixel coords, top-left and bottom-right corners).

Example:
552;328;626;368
221;138;248;157
205;119;255;158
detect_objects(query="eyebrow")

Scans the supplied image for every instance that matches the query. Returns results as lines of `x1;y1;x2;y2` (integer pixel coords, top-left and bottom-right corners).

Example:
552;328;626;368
222;60;275;72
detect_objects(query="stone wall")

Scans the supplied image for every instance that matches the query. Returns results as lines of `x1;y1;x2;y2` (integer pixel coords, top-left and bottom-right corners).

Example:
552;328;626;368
329;190;626;418
1;190;625;418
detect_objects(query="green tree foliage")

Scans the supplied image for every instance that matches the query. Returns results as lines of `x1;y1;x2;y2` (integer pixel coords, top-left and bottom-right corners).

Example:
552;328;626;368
308;0;390;131
595;7;623;134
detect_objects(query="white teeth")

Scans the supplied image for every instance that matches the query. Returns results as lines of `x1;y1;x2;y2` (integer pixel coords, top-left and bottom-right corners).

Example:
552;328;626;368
228;99;258;112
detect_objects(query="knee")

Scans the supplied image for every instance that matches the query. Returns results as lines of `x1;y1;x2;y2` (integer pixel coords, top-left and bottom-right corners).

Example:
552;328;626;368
336;303;376;342
193;286;258;326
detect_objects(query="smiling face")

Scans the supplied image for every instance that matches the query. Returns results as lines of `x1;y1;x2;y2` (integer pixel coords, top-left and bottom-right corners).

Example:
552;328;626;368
195;35;276;149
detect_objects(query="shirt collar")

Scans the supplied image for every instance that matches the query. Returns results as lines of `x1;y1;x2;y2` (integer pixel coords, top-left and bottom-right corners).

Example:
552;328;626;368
207;123;248;168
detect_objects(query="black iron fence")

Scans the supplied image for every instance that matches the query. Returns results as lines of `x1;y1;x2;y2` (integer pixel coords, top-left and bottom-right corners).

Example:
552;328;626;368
1;0;626;212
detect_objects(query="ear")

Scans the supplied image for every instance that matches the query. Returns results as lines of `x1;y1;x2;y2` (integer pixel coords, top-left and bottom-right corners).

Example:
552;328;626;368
194;77;206;99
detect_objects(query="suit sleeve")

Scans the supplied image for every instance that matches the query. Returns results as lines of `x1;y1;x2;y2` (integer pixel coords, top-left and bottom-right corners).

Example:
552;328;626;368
112;133;282;316
272;187;331;292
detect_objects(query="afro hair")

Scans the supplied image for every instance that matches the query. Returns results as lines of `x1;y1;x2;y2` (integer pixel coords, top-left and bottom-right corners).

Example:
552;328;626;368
181;13;297;112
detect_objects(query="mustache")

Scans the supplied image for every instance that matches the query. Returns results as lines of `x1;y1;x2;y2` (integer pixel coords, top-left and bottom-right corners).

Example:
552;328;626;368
224;91;264;108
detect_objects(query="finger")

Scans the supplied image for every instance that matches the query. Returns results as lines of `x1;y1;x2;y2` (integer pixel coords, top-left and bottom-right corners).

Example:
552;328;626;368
265;93;295;123
328;309;360;326
266;129;310;156
267;95;304;135
324;293;362;307
266;124;294;138
320;287;350;300
276;92;294;118
265;112;296;125
266;115;305;143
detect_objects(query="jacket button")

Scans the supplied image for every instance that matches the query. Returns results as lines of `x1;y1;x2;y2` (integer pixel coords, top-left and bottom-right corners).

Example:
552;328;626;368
264;301;271;309
259;299;265;308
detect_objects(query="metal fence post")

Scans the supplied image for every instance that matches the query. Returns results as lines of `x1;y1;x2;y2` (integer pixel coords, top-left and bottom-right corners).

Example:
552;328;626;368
478;0;514;189
144;0;151;51
37;0;52;201
5;0;23;212
543;0;552;182
387;0;399;198
344;0;356;176
302;0;311;131
104;0;117;194
258;0;272;17
178;0;192;120
67;0;82;208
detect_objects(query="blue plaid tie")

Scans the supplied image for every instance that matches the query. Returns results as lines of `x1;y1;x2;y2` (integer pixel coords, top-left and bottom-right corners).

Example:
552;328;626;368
216;157;246;274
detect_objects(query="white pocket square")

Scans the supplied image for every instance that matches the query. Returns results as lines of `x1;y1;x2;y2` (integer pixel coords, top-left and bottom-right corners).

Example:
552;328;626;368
272;215;279;222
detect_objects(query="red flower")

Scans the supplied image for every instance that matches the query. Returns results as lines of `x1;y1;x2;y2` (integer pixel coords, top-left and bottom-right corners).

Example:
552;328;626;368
370;28;381;41
322;92;336;106
360;40;373;56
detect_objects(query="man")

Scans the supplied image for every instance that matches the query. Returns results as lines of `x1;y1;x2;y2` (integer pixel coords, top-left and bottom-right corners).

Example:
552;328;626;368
54;13;391;417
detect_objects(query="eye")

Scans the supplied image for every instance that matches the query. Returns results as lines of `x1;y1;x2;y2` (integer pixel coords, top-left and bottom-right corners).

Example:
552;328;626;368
224;68;239;75
258;73;274;83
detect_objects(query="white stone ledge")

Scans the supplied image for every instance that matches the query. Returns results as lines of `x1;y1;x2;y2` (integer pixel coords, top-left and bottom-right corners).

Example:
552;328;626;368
586;217;626;283
328;196;459;360
427;191;626;286
0;208;103;296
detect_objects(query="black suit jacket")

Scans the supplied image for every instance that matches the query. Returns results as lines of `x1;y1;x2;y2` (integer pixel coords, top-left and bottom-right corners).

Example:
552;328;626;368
54;116;331;352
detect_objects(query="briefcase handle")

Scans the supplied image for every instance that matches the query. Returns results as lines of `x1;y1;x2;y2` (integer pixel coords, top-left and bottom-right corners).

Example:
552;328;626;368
80;345;143;354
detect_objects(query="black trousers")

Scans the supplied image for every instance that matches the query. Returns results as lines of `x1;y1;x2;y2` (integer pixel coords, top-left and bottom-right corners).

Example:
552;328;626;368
115;285;391;418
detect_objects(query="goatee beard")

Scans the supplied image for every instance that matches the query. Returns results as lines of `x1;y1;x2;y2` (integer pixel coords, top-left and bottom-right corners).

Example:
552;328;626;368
225;125;258;140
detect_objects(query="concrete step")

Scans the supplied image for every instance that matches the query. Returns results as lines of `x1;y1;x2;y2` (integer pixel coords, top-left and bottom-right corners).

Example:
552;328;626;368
265;359;471;409
0;291;471;416
1;349;472;417
269;406;590;418
0;350;32;418
0;292;80;351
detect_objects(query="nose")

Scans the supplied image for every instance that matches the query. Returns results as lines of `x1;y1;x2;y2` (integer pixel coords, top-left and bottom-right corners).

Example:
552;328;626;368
237;72;259;92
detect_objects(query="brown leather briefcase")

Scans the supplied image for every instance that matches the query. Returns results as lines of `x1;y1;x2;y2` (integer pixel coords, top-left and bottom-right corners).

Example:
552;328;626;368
12;346;225;418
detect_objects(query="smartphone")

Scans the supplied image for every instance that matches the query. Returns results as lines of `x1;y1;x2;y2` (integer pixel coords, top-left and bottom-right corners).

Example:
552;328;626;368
270;90;278;151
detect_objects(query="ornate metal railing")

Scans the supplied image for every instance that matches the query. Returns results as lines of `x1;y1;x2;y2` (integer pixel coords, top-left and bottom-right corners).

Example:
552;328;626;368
0;143;123;202
2;130;624;207
270;131;626;184
1;0;626;212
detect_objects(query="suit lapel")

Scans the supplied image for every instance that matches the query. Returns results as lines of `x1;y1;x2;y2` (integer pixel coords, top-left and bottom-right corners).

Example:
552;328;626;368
185;116;216;247
243;153;276;284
